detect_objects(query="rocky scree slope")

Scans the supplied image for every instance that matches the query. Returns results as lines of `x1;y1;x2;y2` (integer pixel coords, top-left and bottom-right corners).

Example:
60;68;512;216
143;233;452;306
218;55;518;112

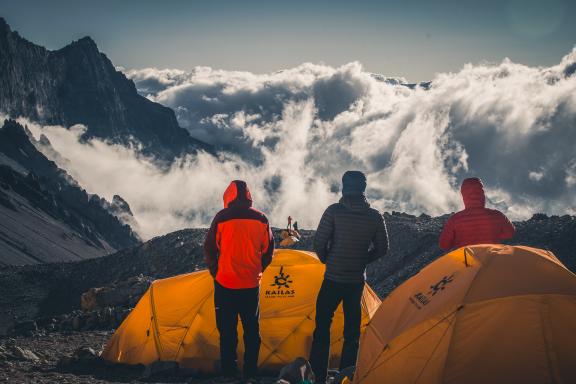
1;213;574;335
0;119;140;267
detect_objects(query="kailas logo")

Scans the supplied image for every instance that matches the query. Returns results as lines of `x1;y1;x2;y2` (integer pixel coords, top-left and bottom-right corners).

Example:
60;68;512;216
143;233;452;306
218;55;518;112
409;273;456;310
428;275;454;296
265;266;295;298
271;266;292;288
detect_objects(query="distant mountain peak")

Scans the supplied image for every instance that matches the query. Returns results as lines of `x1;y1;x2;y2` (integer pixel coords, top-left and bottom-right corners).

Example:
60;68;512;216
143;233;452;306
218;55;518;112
0;18;212;160
56;35;101;59
70;35;98;49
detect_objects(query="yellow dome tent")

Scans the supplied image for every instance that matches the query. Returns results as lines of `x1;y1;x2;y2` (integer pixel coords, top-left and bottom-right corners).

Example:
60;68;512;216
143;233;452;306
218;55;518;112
354;245;576;384
102;249;380;373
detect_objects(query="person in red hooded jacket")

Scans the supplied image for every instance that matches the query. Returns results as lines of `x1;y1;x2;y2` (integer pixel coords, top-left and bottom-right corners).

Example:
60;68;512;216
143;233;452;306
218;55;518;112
439;177;515;251
204;180;274;382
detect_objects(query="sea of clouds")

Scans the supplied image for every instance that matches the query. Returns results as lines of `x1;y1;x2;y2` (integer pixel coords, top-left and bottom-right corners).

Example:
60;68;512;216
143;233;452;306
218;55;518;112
16;49;576;239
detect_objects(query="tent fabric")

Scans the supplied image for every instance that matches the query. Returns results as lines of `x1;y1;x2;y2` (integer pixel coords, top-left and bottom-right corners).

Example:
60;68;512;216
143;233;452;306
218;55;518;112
354;245;576;384
102;249;380;373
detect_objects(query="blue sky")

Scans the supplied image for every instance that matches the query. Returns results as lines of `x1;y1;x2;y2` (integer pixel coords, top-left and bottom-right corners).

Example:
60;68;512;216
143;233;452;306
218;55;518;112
1;0;575;81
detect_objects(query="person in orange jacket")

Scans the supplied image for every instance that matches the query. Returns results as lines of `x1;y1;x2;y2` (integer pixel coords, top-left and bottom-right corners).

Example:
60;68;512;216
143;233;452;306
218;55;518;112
204;180;275;382
439;177;515;251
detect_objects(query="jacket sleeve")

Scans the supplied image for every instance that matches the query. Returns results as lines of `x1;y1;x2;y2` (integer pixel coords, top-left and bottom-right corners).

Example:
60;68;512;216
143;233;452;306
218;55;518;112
498;213;516;240
261;220;275;271
367;214;389;262
203;216;220;277
314;206;335;263
439;216;455;251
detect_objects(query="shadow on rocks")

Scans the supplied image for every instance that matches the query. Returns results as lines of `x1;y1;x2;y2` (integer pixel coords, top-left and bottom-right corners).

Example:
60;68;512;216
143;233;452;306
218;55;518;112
56;346;143;382
55;347;219;383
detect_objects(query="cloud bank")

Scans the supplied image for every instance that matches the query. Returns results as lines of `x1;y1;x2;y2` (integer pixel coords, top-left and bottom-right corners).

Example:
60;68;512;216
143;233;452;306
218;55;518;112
17;49;576;239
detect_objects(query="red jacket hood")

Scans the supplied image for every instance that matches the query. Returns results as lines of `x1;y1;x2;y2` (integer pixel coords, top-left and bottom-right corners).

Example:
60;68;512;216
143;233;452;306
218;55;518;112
461;177;485;209
223;180;253;208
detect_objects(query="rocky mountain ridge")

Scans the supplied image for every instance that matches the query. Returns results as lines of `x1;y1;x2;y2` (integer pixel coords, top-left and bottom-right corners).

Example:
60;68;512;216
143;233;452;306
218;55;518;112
0;17;211;160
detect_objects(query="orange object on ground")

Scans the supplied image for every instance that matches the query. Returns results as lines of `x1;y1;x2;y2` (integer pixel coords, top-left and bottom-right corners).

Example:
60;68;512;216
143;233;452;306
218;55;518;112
354;245;576;384
102;249;380;373
279;236;299;247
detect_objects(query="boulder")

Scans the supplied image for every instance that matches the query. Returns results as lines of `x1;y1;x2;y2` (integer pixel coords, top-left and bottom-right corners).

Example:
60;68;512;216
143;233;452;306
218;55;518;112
73;347;100;361
57;346;101;370
11;346;40;362
81;275;153;311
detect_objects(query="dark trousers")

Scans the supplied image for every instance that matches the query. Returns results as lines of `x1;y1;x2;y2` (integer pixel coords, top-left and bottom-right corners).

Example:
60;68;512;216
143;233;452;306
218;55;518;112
214;281;261;378
309;278;364;383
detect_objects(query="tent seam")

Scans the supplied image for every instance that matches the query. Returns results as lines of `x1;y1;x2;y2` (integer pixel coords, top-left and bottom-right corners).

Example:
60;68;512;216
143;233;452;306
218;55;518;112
438;247;483;382
539;295;562;383
174;289;214;360
149;283;164;361
413;313;456;384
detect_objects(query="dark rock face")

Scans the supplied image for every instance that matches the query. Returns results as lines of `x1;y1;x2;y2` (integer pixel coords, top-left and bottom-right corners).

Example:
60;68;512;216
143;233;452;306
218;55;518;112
109;195;134;218
511;214;576;272
0;17;210;159
0;119;140;266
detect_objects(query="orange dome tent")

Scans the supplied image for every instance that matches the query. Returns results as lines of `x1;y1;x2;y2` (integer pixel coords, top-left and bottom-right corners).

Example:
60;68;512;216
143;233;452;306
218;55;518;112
354;245;576;384
102;249;380;373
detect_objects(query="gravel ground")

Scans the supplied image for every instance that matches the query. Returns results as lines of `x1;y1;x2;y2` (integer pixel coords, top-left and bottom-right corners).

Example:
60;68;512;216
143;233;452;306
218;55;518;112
1;331;119;384
0;331;279;384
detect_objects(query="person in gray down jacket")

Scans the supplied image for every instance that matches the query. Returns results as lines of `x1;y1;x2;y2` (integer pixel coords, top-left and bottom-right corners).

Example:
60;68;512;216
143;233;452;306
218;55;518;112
309;170;389;383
